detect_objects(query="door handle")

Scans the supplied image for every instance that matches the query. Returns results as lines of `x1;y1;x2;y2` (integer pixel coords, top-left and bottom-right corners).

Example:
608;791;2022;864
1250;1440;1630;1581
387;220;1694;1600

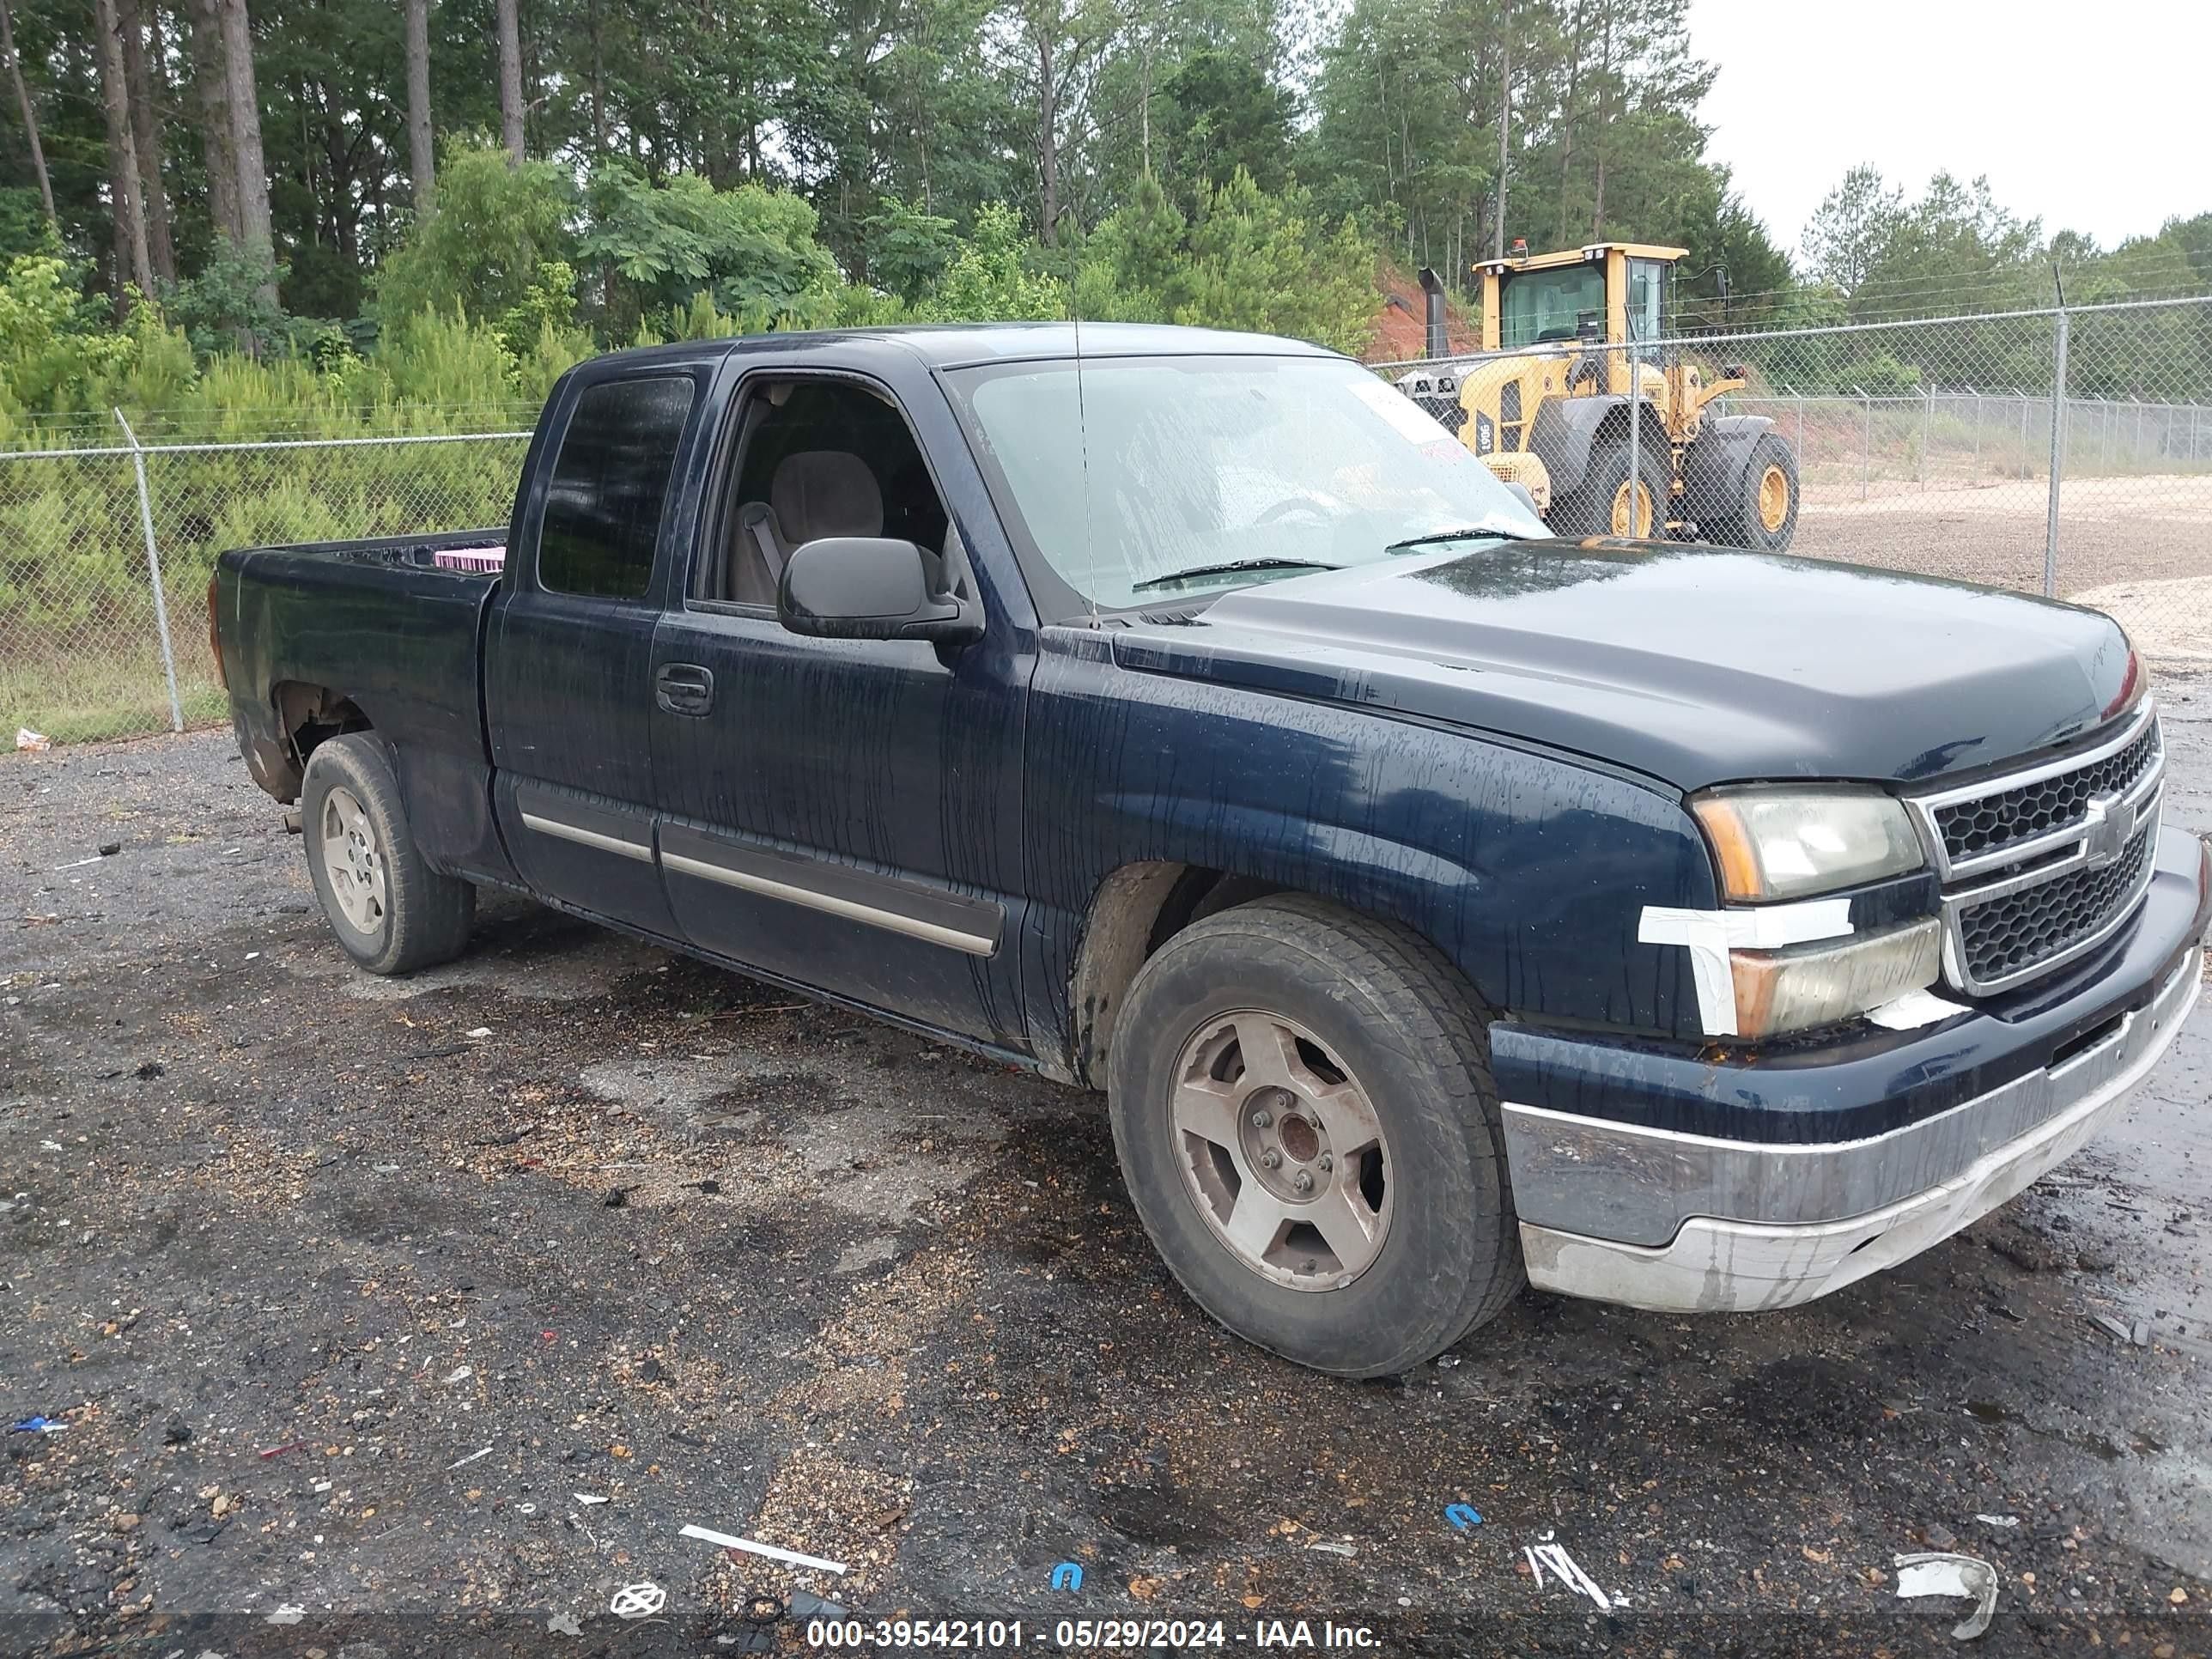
656;663;714;715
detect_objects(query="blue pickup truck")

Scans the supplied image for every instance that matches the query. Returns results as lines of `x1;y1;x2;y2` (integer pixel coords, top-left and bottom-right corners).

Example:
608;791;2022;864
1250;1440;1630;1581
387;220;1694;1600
211;323;2207;1376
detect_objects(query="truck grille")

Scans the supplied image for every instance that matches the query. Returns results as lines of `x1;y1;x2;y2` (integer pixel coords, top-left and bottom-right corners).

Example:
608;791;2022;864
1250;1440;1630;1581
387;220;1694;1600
1906;701;2165;997
1932;720;2160;864
1956;819;2154;985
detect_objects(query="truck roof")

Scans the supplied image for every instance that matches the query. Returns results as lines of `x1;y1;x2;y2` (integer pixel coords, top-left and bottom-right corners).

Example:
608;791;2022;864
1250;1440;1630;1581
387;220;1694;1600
586;321;1344;374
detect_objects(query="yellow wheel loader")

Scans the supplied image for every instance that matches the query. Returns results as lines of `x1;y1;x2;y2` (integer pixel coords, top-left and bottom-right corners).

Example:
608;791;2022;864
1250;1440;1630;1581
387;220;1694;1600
1395;245;1801;549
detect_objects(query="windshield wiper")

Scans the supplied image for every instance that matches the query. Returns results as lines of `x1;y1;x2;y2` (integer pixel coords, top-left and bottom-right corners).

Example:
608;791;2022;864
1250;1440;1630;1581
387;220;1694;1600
1384;524;1523;552
1130;557;1340;592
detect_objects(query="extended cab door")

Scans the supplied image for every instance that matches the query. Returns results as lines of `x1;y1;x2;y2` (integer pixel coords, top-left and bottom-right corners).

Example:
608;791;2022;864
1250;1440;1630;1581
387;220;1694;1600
488;362;710;933
646;359;1031;1046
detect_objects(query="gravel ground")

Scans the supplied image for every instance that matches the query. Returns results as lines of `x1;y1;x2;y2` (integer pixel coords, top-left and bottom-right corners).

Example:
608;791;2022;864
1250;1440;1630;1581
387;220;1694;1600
4;685;2212;1656
1786;477;2212;658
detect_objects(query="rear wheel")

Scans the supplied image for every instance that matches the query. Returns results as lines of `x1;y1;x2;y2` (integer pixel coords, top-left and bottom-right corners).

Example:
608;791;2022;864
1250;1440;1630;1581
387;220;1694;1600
1706;432;1800;551
301;733;475;975
1108;896;1521;1377
1555;439;1671;539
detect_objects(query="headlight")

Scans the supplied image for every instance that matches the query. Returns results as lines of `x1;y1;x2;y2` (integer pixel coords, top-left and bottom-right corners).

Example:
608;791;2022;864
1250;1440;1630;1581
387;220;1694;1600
1691;787;1923;902
1731;918;1942;1040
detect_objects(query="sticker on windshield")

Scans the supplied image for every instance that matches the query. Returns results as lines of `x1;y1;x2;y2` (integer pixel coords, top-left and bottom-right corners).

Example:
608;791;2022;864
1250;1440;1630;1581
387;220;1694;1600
1348;378;1456;446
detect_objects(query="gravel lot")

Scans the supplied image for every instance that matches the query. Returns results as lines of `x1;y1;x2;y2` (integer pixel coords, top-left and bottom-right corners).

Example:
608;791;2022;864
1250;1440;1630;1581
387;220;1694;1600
4;684;2212;1656
1790;477;2212;641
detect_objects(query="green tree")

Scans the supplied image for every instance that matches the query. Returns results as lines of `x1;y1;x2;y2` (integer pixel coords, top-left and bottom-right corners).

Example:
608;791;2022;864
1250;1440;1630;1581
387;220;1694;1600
1154;48;1296;209
376;139;575;326
917;201;1069;319
577;163;844;336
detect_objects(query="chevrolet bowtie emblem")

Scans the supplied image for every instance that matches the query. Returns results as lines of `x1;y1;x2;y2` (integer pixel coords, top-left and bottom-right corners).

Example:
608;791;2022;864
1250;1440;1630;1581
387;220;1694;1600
2081;790;2133;870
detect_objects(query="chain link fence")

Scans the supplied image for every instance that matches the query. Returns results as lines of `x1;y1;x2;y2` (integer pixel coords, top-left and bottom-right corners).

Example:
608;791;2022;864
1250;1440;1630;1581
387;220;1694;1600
2;423;530;746
7;295;2209;749
1380;294;2212;660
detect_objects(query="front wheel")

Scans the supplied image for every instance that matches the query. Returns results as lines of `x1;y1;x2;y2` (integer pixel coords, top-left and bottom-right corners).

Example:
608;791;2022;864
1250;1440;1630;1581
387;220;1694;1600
1108;896;1522;1376
1554;439;1672;539
1705;431;1800;551
301;732;475;975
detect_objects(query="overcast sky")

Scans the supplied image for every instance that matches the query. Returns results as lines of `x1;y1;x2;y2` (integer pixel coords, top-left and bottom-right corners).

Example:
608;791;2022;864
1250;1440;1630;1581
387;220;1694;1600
1686;0;2210;260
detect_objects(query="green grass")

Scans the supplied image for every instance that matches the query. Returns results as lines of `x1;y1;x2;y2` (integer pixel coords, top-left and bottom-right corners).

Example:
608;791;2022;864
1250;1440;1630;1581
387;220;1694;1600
1;642;225;744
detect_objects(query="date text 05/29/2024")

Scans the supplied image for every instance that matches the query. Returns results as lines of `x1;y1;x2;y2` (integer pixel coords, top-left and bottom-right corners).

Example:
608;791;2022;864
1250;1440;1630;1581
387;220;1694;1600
804;1619;1383;1650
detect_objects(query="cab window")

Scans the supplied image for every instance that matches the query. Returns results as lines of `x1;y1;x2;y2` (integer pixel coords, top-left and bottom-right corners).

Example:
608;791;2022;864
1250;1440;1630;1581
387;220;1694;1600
698;379;956;609
1626;258;1668;342
1498;265;1605;348
538;376;696;599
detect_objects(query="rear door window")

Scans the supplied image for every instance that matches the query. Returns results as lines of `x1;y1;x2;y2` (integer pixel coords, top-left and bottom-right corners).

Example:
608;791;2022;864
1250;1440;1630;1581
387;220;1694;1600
538;376;696;598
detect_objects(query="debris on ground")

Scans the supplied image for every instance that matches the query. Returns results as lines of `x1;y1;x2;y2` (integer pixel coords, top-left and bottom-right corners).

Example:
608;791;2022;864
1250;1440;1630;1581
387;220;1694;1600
1306;1540;1356;1558
611;1582;665;1620
1975;1514;2021;1528
15;727;50;751
1443;1503;1483;1530
2087;1313;2133;1342
789;1589;850;1621
1895;1551;2001;1640
574;1492;610;1505
680;1522;850;1575
9;1416;68;1434
265;1604;306;1625
546;1611;582;1636
446;1444;492;1470
1523;1533;1612;1611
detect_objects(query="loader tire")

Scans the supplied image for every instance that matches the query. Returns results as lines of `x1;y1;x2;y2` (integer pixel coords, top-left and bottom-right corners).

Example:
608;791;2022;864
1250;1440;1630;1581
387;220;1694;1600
1706;432;1800;552
1554;440;1671;539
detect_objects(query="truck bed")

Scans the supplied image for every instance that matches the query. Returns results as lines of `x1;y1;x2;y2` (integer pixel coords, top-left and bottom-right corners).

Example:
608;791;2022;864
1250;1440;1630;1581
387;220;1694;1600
215;527;514;880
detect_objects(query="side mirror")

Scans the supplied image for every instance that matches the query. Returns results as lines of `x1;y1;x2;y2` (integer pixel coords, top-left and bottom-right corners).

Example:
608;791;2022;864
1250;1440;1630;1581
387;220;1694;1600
777;537;983;645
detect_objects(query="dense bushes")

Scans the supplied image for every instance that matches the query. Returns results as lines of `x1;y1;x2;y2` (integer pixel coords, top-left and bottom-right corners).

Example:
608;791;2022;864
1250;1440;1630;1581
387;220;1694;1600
0;144;1385;741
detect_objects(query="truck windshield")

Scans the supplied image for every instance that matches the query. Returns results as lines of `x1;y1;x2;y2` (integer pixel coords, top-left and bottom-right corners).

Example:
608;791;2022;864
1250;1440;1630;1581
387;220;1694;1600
1498;265;1605;347
944;355;1549;614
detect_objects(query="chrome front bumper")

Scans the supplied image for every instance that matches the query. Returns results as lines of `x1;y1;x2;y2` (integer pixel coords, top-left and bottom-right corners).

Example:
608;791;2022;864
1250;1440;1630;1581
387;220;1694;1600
1508;945;2200;1315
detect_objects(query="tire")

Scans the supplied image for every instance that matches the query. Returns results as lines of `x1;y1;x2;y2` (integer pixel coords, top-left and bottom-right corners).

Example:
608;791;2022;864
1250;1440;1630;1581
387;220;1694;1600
1107;895;1521;1377
1553;437;1672;539
1705;431;1800;552
301;732;475;975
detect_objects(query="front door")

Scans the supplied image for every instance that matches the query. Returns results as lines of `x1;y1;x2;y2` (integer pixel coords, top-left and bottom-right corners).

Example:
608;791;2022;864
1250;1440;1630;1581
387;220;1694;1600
489;367;705;934
647;369;1029;1045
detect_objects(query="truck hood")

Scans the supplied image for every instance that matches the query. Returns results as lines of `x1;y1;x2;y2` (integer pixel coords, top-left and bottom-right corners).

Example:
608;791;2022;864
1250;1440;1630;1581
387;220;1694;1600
1111;539;2137;791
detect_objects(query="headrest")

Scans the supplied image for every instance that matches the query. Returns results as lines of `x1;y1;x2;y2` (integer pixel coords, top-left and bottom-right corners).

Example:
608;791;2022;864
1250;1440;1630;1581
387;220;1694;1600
770;451;883;544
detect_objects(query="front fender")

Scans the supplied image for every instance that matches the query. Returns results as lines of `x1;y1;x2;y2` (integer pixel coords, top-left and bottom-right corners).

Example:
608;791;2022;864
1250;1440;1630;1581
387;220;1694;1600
1681;414;1776;520
1020;629;1720;1071
1525;396;1623;497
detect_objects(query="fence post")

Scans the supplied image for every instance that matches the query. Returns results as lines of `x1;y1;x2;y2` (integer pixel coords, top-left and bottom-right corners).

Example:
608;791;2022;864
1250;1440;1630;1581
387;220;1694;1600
2044;310;2069;599
113;409;185;734
1625;342;1642;534
1856;386;1871;501
2019;392;2029;480
1920;381;1932;488
1972;390;1983;473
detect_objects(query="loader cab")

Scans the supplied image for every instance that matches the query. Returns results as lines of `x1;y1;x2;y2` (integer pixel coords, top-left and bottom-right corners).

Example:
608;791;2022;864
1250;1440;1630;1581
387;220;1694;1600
1476;241;1687;353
